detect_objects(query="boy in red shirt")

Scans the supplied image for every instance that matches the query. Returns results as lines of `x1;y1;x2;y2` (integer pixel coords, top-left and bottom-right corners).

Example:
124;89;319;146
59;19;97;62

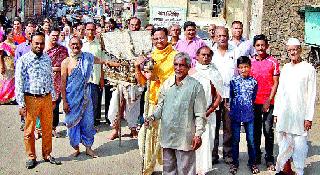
250;34;280;171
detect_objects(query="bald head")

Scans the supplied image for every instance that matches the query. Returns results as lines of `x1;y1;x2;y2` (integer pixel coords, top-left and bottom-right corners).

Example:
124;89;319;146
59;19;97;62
69;36;82;55
215;26;229;48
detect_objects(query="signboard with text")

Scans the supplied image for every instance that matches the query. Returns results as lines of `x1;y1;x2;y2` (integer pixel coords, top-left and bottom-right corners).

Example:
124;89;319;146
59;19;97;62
150;7;187;28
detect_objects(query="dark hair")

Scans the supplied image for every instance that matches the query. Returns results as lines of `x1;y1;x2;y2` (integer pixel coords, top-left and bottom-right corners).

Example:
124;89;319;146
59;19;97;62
109;18;117;30
232;21;243;27
253;34;268;46
26;20;36;27
5;28;13;36
129;17;141;25
2;28;13;41
151;27;168;36
145;24;153;28
50;25;61;33
85;22;96;28
237;56;251;67
196;46;213;56
13;16;21;23
31;31;45;41
183;21;196;31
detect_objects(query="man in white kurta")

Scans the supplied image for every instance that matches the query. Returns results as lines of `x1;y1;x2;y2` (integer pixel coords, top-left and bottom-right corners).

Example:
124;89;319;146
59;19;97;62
189;46;223;174
211;26;239;163
273;38;316;175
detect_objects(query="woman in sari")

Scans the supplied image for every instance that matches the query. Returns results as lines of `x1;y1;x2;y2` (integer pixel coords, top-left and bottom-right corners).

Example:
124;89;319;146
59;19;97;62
0;28;16;104
12;17;26;45
136;27;177;175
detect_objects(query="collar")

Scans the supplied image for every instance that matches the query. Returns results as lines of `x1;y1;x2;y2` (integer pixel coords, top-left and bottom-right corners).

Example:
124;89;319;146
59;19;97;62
230;36;246;42
195;62;217;70
168;75;190;87
82;37;98;44
30;51;43;59
182;36;199;43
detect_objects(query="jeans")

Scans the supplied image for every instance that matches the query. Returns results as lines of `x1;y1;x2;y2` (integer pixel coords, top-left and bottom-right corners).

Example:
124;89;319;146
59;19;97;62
231;120;256;167
89;83;102;126
253;104;275;163
212;99;232;160
53;95;61;129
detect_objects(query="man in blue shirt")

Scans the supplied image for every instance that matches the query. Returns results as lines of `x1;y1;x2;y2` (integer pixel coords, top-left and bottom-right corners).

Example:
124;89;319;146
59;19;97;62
15;31;61;169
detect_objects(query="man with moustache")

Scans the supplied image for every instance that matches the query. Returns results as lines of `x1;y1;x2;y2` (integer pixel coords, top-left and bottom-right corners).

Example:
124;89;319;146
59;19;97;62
205;24;217;49
146;52;206;174
229;21;255;57
15;20;36;131
175;21;206;67
82;22;105;127
274;38;316;175
168;24;181;46
128;17;141;31
189;46;222;174
107;17;143;140
15;32;61;169
61;36;119;158
45;27;69;137
211;26;239;164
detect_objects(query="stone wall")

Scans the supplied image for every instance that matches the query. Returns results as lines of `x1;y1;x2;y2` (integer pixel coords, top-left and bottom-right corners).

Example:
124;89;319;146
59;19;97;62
261;0;320;62
261;0;320;103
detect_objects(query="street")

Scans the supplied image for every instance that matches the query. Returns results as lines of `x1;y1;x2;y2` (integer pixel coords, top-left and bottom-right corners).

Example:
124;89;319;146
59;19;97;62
0;103;319;175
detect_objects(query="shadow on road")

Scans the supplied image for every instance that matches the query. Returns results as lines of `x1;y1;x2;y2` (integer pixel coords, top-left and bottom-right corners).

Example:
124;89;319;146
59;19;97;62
57;139;138;162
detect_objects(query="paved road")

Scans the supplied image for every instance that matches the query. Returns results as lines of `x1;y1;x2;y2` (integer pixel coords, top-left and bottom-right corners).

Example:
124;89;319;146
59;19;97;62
0;103;319;175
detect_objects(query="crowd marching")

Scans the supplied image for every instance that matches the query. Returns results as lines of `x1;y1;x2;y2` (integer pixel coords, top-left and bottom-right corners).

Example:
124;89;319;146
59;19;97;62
0;13;316;175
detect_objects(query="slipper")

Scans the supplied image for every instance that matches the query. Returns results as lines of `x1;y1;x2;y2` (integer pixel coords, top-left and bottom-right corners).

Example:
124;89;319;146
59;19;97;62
250;165;260;174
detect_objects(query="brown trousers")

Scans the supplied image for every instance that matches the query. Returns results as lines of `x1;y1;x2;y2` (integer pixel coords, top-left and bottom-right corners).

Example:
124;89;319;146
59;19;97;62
24;94;53;160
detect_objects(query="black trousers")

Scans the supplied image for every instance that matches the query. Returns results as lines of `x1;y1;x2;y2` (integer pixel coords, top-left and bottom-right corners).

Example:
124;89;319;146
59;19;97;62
253;104;275;164
53;95;61;129
104;80;113;124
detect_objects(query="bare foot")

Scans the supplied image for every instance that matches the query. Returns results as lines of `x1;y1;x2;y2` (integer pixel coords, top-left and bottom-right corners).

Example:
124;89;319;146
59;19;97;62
130;129;138;139
86;148;98;158
107;129;119;140
71;150;80;157
71;146;80;157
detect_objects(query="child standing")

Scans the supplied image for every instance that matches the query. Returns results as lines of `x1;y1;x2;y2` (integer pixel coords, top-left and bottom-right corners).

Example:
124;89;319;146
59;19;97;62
229;56;259;174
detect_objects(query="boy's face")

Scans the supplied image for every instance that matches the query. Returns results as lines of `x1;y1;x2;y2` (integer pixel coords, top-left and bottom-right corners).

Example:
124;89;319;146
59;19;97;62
254;40;268;56
238;63;251;77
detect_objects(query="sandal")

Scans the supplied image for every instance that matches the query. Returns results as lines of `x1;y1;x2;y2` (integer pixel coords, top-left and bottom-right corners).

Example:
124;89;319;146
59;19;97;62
229;164;238;174
267;162;276;171
250;165;260;174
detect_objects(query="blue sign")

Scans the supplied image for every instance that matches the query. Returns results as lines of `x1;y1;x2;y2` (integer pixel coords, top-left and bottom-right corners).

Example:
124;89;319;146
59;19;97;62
305;11;320;46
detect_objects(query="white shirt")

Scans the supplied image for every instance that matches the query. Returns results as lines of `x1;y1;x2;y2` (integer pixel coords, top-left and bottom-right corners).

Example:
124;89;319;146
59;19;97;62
274;61;316;136
211;45;239;98
229;37;255;57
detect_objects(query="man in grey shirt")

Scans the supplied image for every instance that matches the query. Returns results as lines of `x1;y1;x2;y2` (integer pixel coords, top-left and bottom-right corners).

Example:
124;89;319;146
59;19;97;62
147;52;206;175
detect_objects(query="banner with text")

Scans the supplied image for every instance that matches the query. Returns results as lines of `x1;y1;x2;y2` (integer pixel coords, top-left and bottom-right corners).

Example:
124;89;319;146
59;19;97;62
150;7;187;28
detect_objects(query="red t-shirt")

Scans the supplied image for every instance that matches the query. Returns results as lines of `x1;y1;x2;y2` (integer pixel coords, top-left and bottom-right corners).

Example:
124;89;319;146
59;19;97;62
251;55;280;104
13;33;26;45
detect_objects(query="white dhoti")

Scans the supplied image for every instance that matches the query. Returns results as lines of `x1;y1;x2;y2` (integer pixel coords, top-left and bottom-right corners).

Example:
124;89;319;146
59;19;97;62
196;113;216;174
108;84;142;128
276;132;308;175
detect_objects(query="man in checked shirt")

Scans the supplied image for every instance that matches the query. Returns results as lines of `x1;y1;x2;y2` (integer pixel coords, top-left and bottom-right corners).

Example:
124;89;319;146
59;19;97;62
15;31;61;169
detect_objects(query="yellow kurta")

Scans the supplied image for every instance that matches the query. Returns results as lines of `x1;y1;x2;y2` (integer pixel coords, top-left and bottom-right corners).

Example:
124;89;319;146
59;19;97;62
138;44;176;175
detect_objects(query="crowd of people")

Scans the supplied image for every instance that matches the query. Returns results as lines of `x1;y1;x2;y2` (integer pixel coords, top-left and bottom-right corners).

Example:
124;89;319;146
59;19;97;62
0;14;316;175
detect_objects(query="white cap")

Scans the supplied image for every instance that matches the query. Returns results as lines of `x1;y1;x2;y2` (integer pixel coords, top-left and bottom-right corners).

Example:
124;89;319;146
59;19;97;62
286;38;301;46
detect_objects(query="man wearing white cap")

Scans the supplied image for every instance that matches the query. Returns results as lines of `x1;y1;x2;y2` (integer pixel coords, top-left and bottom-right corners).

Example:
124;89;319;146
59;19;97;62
274;38;316;175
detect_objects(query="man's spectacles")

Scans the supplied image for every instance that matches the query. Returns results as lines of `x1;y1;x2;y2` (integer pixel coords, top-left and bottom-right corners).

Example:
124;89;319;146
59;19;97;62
153;37;166;41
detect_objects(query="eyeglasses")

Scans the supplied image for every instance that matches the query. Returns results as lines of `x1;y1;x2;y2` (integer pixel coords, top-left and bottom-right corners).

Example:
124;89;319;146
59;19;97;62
153;37;166;41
